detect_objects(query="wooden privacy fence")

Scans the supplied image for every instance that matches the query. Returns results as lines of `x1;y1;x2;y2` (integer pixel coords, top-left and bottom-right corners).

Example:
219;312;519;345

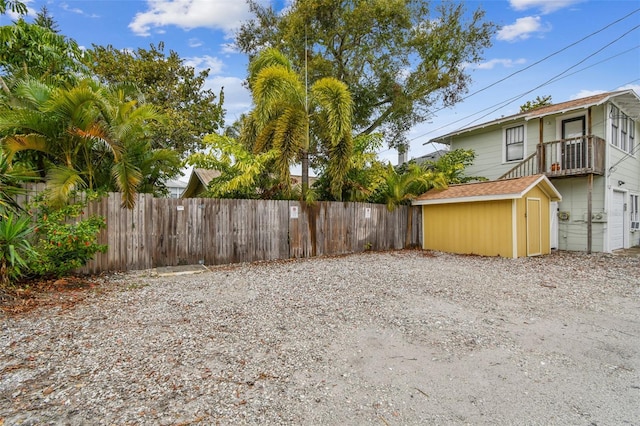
80;194;422;273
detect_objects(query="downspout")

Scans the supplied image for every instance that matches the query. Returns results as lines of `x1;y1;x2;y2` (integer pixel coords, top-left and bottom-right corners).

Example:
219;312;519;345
587;107;593;254
538;118;544;173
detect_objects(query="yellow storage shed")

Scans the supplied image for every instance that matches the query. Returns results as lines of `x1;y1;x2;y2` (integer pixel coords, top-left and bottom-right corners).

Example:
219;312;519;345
412;175;562;258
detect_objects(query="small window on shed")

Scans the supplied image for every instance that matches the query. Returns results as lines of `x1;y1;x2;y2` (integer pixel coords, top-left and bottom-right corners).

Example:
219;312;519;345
505;125;524;161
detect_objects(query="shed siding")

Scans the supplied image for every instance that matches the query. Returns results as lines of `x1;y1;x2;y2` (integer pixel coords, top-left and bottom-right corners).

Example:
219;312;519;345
422;200;513;257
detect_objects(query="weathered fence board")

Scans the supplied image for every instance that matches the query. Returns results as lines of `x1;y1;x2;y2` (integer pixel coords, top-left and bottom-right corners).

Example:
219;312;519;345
75;195;421;273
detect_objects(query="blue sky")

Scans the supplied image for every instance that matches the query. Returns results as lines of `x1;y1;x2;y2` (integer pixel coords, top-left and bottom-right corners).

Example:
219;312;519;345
2;0;639;167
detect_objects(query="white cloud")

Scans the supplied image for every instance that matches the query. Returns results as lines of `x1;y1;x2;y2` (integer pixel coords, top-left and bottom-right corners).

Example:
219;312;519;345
471;58;527;70
129;0;260;37
5;0;35;19
496;16;550;42
188;38;203;48
570;89;605;100
184;55;225;75
510;0;584;14
571;84;640;100
221;42;240;55
60;2;99;18
618;84;640;97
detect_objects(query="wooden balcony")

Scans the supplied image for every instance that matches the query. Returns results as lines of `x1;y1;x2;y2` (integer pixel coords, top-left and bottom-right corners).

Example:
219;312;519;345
499;136;606;180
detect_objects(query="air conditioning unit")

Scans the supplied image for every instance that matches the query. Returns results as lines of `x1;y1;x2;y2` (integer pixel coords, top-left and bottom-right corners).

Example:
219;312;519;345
583;212;608;222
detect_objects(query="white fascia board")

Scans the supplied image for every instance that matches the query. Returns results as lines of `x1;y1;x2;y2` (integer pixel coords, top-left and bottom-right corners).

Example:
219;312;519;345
522;175;563;201
427;116;523;144
412;192;522;206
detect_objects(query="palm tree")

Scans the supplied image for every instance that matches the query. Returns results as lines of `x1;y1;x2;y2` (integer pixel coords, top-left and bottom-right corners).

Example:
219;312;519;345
0;148;35;213
0;78;165;207
379;163;448;211
245;48;353;200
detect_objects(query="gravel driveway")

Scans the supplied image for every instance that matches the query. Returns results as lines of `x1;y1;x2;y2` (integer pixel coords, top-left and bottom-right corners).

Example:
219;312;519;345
1;250;639;425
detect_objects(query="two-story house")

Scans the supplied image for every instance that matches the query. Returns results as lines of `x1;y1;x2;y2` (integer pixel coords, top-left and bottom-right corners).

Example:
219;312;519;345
427;89;640;253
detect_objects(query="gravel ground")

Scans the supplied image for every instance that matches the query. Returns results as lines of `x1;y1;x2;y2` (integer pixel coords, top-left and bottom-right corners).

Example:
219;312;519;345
1;249;639;425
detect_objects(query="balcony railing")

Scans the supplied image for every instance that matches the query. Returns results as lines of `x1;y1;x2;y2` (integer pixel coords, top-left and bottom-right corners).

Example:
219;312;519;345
499;135;606;180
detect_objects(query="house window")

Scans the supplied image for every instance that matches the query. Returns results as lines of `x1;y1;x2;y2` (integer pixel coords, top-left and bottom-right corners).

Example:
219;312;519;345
505;125;524;162
621;114;628;152
611;105;636;154
611;105;619;147
630;120;635;154
631;194;640;231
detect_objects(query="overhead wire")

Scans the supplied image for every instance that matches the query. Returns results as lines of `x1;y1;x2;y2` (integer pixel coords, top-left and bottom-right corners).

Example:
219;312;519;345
453;24;640;132
444;7;640;106
407;8;640;144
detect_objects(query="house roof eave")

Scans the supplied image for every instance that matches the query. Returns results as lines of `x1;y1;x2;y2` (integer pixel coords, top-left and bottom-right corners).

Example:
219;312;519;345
426;89;640;143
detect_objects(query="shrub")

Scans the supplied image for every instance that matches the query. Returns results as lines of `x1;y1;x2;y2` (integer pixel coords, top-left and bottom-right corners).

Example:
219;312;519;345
0;210;37;286
29;194;107;278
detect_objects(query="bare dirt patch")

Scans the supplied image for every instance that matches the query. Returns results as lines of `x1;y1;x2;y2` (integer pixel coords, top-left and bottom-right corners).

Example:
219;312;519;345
1;250;638;424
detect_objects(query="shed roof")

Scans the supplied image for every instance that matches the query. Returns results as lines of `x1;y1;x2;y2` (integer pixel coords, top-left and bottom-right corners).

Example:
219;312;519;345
412;174;562;206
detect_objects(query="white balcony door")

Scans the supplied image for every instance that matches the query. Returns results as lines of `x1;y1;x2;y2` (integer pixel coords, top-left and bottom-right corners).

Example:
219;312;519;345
562;116;586;169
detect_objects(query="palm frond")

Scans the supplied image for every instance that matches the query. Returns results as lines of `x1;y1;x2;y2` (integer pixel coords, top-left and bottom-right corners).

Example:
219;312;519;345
311;78;353;144
2;134;50;162
111;157;142;209
253;66;304;126
248;48;293;84
45;165;86;208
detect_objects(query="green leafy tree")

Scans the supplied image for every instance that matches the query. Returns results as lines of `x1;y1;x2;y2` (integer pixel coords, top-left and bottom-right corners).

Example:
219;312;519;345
236;0;496;150
0;18;86;85
244;48;353;199
87;43;225;157
0;78;173;208
520;95;552;113
425;149;486;184
188;133;283;199
0;0;26;15
33;6;59;32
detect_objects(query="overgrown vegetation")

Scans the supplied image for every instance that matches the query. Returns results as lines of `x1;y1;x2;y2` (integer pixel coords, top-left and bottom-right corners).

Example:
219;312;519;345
28;193;107;279
0;1;490;290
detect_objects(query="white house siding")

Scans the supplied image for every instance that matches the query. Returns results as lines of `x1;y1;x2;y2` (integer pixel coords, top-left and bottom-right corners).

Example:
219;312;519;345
551;177;606;252
606;99;640;250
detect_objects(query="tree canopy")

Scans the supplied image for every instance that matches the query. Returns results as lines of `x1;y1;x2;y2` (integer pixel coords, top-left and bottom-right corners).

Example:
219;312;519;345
0;17;86;84
0;78;178;207
0;0;26;15
236;0;496;150
520;95;553;113
87;43;225;157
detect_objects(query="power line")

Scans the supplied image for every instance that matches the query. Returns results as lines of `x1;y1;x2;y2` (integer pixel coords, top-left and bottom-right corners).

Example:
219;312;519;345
409;8;640;143
456;7;640;103
456;24;640;131
414;25;640;143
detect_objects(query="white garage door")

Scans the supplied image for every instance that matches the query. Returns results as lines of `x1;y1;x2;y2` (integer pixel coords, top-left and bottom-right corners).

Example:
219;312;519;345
610;191;625;250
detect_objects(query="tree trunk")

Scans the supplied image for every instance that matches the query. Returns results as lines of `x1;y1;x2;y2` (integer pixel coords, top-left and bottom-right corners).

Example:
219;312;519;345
301;149;309;201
